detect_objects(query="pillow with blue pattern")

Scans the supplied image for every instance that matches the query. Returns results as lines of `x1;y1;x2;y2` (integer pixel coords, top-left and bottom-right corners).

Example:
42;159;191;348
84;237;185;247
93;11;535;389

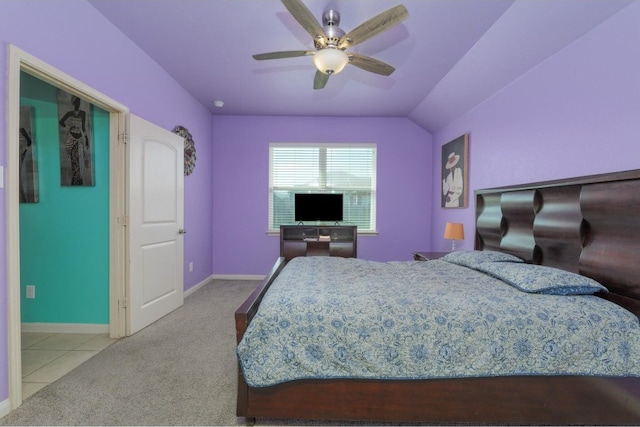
441;250;523;269
476;262;608;295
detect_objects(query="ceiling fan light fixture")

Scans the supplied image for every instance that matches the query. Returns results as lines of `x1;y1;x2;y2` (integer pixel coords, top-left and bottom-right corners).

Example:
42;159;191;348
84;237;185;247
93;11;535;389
313;48;348;75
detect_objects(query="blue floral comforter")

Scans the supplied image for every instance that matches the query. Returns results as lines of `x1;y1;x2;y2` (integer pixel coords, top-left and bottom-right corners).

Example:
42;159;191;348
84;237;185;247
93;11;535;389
237;256;640;387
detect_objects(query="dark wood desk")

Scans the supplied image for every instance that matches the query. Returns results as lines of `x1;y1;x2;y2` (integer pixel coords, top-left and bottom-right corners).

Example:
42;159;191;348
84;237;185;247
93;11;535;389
280;225;357;262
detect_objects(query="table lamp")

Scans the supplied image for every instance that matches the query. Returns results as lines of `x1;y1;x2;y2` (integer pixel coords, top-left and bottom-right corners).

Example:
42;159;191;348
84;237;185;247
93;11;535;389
444;222;464;252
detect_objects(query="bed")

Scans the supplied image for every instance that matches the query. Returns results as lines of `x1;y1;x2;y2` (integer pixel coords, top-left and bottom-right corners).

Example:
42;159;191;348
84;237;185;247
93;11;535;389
235;169;640;425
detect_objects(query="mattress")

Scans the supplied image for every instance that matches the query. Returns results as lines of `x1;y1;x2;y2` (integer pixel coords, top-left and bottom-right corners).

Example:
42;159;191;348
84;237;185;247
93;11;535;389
237;256;640;387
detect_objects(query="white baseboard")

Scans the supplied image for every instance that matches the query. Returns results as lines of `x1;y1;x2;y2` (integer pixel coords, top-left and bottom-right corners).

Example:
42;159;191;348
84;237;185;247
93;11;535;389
184;274;213;297
0;398;12;419
184;274;264;298
21;276;266;333
21;323;109;334
211;274;265;281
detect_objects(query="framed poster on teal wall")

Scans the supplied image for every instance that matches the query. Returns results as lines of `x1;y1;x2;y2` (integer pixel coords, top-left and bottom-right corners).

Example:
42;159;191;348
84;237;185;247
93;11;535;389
19;106;38;203
57;90;94;186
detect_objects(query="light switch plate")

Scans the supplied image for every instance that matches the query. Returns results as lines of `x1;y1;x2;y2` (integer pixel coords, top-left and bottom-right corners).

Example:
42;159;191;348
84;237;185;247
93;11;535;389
0;166;4;188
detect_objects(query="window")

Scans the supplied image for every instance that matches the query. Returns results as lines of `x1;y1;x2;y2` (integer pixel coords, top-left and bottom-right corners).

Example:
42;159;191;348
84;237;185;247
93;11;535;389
269;143;377;232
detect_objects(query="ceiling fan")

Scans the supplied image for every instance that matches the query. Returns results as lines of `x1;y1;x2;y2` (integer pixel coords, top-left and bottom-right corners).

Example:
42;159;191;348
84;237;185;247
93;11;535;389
253;0;409;89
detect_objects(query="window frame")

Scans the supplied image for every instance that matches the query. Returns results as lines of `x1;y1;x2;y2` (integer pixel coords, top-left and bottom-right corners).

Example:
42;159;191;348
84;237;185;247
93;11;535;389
268;142;377;234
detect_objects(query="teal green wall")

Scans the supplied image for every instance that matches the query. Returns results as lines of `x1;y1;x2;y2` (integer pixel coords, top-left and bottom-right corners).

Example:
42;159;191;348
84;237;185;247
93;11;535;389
19;72;110;324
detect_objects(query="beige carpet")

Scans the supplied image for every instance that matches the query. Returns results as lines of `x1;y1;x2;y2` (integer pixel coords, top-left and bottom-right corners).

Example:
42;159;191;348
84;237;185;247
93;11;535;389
0;279;260;426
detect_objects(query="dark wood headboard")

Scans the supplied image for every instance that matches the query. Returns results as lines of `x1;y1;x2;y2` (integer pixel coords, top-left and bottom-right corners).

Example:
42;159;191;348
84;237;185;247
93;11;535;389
475;169;640;317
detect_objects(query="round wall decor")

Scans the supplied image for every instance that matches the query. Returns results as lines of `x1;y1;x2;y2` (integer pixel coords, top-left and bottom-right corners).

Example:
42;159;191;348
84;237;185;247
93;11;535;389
173;125;196;176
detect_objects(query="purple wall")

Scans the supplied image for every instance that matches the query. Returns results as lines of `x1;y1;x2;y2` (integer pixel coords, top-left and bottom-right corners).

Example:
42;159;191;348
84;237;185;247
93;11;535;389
0;1;213;404
211;115;433;275
430;2;640;252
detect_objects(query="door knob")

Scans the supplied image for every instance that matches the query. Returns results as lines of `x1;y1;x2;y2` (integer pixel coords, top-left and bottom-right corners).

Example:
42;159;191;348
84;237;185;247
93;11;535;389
178;229;187;234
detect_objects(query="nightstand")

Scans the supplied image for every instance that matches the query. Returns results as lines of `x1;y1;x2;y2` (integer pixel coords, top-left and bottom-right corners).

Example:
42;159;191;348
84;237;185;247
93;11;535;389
413;251;449;261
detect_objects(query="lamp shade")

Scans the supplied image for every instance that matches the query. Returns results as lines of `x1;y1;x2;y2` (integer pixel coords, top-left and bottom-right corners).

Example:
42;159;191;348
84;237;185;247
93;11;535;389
444;222;464;240
313;48;349;75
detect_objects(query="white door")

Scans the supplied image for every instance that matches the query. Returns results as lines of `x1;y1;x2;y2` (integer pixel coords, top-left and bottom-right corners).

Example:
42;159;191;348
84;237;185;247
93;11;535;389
128;115;184;334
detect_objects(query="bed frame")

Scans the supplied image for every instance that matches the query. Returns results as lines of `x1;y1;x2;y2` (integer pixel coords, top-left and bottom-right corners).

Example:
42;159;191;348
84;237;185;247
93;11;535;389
235;169;640;425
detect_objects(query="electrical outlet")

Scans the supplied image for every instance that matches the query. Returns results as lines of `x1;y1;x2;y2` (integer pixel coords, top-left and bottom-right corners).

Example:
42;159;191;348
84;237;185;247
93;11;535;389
189;262;194;272
26;285;35;299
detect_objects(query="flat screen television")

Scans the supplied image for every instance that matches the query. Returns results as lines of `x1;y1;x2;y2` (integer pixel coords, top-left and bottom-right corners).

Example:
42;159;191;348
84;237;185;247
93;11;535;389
294;193;343;223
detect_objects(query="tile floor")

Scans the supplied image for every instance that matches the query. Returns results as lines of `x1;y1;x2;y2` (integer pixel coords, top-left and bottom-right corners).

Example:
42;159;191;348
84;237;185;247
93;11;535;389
21;332;116;399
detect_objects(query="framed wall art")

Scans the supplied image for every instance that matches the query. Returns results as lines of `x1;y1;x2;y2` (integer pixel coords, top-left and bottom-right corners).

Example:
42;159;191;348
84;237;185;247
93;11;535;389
441;134;469;208
19;106;39;203
57;90;94;186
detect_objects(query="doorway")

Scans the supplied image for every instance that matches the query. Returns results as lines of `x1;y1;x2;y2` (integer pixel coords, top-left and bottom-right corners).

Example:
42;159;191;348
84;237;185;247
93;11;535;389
18;72;115;399
6;45;129;410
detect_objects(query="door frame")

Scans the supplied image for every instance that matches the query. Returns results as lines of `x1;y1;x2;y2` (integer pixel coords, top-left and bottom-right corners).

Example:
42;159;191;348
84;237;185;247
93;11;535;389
6;45;129;410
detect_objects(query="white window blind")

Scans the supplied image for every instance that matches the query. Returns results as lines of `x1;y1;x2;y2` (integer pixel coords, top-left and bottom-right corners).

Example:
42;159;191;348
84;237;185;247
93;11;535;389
269;143;377;232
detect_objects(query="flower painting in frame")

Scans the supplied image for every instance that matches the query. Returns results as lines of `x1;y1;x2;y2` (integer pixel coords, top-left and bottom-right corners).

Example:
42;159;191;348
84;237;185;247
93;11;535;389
441;134;469;208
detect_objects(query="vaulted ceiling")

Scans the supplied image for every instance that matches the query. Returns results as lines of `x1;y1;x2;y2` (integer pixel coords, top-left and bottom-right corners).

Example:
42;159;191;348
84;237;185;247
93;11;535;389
88;0;633;133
